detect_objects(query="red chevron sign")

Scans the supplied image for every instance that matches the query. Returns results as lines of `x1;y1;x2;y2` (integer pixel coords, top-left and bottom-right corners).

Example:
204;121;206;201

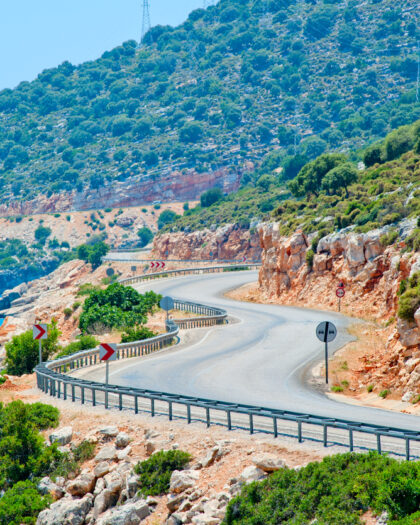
150;261;166;270
33;324;48;340
99;343;117;362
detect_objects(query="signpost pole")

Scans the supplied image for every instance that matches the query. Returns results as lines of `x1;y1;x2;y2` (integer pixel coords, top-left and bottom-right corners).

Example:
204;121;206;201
325;341;329;384
39;340;42;364
338;297;341;313
105;361;109;408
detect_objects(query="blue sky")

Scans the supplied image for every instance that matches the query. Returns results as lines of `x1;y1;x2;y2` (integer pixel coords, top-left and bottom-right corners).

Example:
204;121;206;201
0;0;205;90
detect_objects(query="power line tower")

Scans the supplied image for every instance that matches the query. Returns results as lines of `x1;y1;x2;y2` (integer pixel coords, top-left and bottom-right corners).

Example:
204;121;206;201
141;0;151;45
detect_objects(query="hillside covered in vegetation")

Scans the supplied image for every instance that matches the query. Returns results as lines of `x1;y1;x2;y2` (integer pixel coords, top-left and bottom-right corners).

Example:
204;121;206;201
163;121;420;244
0;0;418;210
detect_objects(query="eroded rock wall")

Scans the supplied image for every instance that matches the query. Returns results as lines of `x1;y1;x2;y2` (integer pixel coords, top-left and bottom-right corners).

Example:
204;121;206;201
152;224;262;262
258;223;420;397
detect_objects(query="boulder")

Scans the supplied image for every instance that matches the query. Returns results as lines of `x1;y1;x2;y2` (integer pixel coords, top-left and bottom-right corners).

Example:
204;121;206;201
397;318;420;348
96;500;150;525
94;461;111;478
117;446;132;461
49;427;73;446
36;494;93;525
346;234;366;268
116;432;130;449
95;446;117;463
37;477;65;500
93;489;119;519
252;454;286;473
167;493;185;513
99;426;119;438
66;472;96;497
170;470;199;494
239;466;266;484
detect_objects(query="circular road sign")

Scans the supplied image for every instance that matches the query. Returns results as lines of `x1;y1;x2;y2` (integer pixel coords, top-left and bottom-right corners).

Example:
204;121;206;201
160;296;174;312
106;268;115;277
336;288;345;298
316;321;337;343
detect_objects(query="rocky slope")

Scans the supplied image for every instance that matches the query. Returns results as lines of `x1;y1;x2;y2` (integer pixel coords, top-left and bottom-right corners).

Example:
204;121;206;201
152;224;261;262
256;222;420;400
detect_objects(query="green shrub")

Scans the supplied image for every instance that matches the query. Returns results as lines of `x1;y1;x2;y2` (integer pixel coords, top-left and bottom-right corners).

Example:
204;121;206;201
73;440;96;463
223;452;420;524
57;335;99;358
137;227;154;247
331;385;343;392
379;389;390;398
26;403;59;430
306;249;314;270
398;273;420;322
121;326;157;343
0;480;51;525
134;450;191;496
63;307;72;317
367;384;375;392
380;230;399;246
5;320;61;375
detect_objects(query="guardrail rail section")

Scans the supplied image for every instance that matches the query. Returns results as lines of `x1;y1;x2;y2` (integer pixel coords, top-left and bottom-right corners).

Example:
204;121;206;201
35;265;420;459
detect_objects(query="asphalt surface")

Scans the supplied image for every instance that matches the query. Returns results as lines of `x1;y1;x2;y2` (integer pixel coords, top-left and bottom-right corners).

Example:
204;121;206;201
83;271;420;432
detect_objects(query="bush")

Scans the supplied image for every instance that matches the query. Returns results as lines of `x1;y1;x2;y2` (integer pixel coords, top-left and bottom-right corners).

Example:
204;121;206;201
120;326;157;343
0;480;51;525
134;450;191;496
200;187;223;208
223;452;420;524
398;273;420;322
5;320;61;375
26;403;59;430
305;249;314;270
158;210;180;230
79;283;161;333
137;227;154;247
34;226;52;246
57;335;99;358
73;440;96;463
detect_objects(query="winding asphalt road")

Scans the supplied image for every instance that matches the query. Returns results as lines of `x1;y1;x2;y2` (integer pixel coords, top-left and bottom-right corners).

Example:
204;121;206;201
85;270;420;432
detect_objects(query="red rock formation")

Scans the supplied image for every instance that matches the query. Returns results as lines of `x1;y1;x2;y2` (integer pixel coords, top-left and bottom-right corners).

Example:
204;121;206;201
0;167;241;217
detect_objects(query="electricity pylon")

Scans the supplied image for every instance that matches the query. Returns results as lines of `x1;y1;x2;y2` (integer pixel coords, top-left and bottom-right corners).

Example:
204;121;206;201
141;0;151;44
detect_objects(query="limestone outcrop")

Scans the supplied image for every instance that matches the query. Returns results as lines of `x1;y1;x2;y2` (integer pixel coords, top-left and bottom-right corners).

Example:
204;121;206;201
257;222;420;399
152;224;262;262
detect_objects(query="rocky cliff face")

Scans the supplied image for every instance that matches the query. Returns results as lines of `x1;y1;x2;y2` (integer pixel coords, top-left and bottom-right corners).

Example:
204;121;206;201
0;168;240;217
258;222;420;398
152;224;262;262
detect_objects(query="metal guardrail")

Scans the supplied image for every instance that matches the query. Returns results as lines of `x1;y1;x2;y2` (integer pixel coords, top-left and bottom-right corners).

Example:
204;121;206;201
120;264;261;286
35;266;420;460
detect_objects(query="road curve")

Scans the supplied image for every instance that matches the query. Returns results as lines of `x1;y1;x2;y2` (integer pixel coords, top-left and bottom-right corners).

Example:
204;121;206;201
89;270;420;432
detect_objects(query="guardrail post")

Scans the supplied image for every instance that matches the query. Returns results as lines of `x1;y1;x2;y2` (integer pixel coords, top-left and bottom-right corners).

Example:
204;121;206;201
92;389;96;407
169;401;173;421
63;382;67;400
81;387;85;405
323;424;328;447
249;413;254;435
349;428;354;452
151;398;155;417
187;404;191;424
376;434;381;454
71;384;75;402
406;438;410;461
57;381;61;398
273;417;278;438
227;410;232;430
135;396;138;414
206;407;210;428
119;393;123;411
298;419;303;443
105;389;109;409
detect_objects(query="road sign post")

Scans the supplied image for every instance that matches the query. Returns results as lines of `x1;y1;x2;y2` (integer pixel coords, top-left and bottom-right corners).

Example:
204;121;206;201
99;343;117;408
160;296;175;323
336;286;345;312
316;321;337;384
33;324;48;364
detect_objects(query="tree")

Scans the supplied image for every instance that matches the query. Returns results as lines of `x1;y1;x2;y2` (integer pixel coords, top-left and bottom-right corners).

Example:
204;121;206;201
179;122;204;143
34;226;52;246
282;154;308;181
288;153;346;198
321;162;358;195
0;480;51;525
111;117;133;137
256;175;275;191
363;144;383;167
158;209;180;230
384;126;415;161
137;227;154;247
5;321;61;375
200;187;223;208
